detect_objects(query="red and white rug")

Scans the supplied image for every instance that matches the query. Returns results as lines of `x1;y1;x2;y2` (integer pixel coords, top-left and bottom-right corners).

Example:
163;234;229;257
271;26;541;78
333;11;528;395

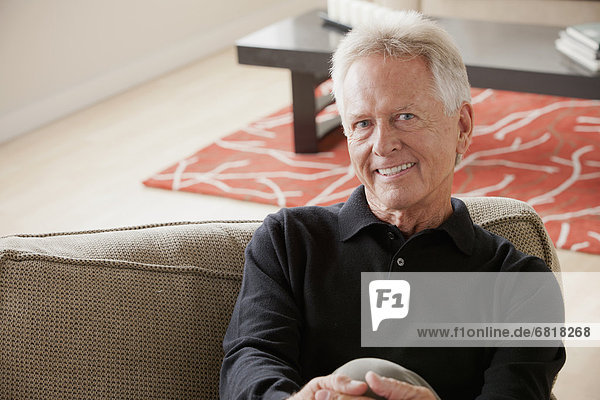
144;88;600;255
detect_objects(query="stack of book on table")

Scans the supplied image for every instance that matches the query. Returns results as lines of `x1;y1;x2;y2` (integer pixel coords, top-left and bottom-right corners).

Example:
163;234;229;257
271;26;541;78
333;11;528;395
555;22;600;72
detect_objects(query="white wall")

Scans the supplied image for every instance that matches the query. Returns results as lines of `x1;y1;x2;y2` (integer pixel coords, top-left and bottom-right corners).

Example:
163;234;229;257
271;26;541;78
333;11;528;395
0;0;325;143
410;0;600;26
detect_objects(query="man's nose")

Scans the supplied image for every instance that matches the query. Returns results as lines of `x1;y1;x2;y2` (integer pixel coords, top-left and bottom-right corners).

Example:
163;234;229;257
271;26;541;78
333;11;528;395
372;123;399;156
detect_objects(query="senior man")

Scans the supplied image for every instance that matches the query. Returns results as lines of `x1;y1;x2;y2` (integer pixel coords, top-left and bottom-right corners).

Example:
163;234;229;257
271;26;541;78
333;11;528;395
220;11;565;400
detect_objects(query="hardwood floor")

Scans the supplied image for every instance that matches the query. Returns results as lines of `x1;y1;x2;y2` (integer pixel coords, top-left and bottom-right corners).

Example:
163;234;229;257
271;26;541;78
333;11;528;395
0;48;284;236
0;47;597;398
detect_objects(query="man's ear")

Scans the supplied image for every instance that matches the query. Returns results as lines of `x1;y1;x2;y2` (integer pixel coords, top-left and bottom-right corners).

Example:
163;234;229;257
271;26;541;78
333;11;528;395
456;101;474;155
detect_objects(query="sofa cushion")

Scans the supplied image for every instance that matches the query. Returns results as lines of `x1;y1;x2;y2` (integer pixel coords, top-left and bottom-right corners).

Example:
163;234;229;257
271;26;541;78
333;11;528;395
0;221;260;400
460;196;560;273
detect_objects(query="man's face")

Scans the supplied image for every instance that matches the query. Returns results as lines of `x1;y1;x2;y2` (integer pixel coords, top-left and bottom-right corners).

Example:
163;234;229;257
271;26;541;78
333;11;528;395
341;55;472;213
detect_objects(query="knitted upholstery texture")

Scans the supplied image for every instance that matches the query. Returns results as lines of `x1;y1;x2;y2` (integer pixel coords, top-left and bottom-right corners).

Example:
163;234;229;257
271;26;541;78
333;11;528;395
0;198;560;399
460;197;561;273
1;221;260;400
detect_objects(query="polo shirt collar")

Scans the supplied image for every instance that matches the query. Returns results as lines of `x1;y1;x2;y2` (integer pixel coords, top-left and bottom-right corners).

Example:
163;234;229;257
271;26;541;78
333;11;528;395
439;198;475;256
339;186;386;241
338;186;475;255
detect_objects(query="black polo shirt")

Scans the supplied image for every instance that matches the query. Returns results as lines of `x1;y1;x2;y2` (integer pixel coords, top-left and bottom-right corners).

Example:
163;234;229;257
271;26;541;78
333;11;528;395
220;185;565;400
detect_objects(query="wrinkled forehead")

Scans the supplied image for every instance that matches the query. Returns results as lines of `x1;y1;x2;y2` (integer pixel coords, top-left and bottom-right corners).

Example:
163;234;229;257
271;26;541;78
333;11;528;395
349;53;431;78
342;56;434;100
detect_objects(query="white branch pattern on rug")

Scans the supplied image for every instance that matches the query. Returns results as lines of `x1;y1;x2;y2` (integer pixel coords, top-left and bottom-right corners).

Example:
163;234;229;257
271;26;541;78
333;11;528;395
145;88;600;254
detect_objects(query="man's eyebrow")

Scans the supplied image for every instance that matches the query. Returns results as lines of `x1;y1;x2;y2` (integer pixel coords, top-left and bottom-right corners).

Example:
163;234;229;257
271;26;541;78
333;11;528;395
393;104;416;113
346;104;417;121
346;112;369;121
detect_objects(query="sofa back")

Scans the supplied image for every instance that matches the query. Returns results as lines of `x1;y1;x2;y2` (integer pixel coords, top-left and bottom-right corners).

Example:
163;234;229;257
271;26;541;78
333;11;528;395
0;197;559;399
0;221;260;400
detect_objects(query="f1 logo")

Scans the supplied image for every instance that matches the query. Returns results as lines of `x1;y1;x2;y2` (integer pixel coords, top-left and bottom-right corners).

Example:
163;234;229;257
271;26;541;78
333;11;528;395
369;280;411;331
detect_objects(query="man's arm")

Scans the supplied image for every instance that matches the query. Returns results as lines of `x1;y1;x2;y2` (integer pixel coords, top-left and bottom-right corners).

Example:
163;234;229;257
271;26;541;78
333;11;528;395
220;213;377;400
477;346;565;399
477;256;566;399
220;216;304;399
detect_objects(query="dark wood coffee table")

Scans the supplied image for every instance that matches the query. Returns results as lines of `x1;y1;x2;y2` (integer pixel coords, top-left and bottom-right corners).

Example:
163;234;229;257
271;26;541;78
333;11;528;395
236;9;600;153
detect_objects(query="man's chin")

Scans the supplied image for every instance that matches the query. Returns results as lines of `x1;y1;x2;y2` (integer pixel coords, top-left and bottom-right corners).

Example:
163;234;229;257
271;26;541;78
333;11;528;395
366;189;420;212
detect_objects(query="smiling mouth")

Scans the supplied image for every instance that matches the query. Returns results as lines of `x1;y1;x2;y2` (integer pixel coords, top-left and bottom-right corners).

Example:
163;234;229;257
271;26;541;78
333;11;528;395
377;163;416;176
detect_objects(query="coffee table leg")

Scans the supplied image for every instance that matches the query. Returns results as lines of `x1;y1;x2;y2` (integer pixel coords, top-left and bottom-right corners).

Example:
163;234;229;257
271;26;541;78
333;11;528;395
291;71;321;153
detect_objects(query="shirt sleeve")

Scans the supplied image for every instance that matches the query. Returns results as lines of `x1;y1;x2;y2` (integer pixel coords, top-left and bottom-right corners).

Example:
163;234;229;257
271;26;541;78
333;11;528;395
220;215;303;400
476;256;566;399
476;346;565;399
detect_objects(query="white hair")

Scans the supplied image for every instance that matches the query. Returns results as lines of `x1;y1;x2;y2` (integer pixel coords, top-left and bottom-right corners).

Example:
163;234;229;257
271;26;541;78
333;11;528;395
330;10;471;125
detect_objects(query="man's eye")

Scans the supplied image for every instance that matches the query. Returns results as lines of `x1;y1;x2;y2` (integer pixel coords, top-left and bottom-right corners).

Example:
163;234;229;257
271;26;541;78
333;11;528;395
397;113;415;121
355;120;370;129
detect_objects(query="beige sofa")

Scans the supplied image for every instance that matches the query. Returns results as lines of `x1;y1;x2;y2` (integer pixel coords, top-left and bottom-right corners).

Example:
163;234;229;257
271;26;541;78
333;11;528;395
0;197;560;399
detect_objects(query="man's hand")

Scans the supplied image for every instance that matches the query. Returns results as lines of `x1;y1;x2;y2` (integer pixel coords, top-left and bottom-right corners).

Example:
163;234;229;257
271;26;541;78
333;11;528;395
288;372;437;400
365;372;437;400
288;373;371;400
